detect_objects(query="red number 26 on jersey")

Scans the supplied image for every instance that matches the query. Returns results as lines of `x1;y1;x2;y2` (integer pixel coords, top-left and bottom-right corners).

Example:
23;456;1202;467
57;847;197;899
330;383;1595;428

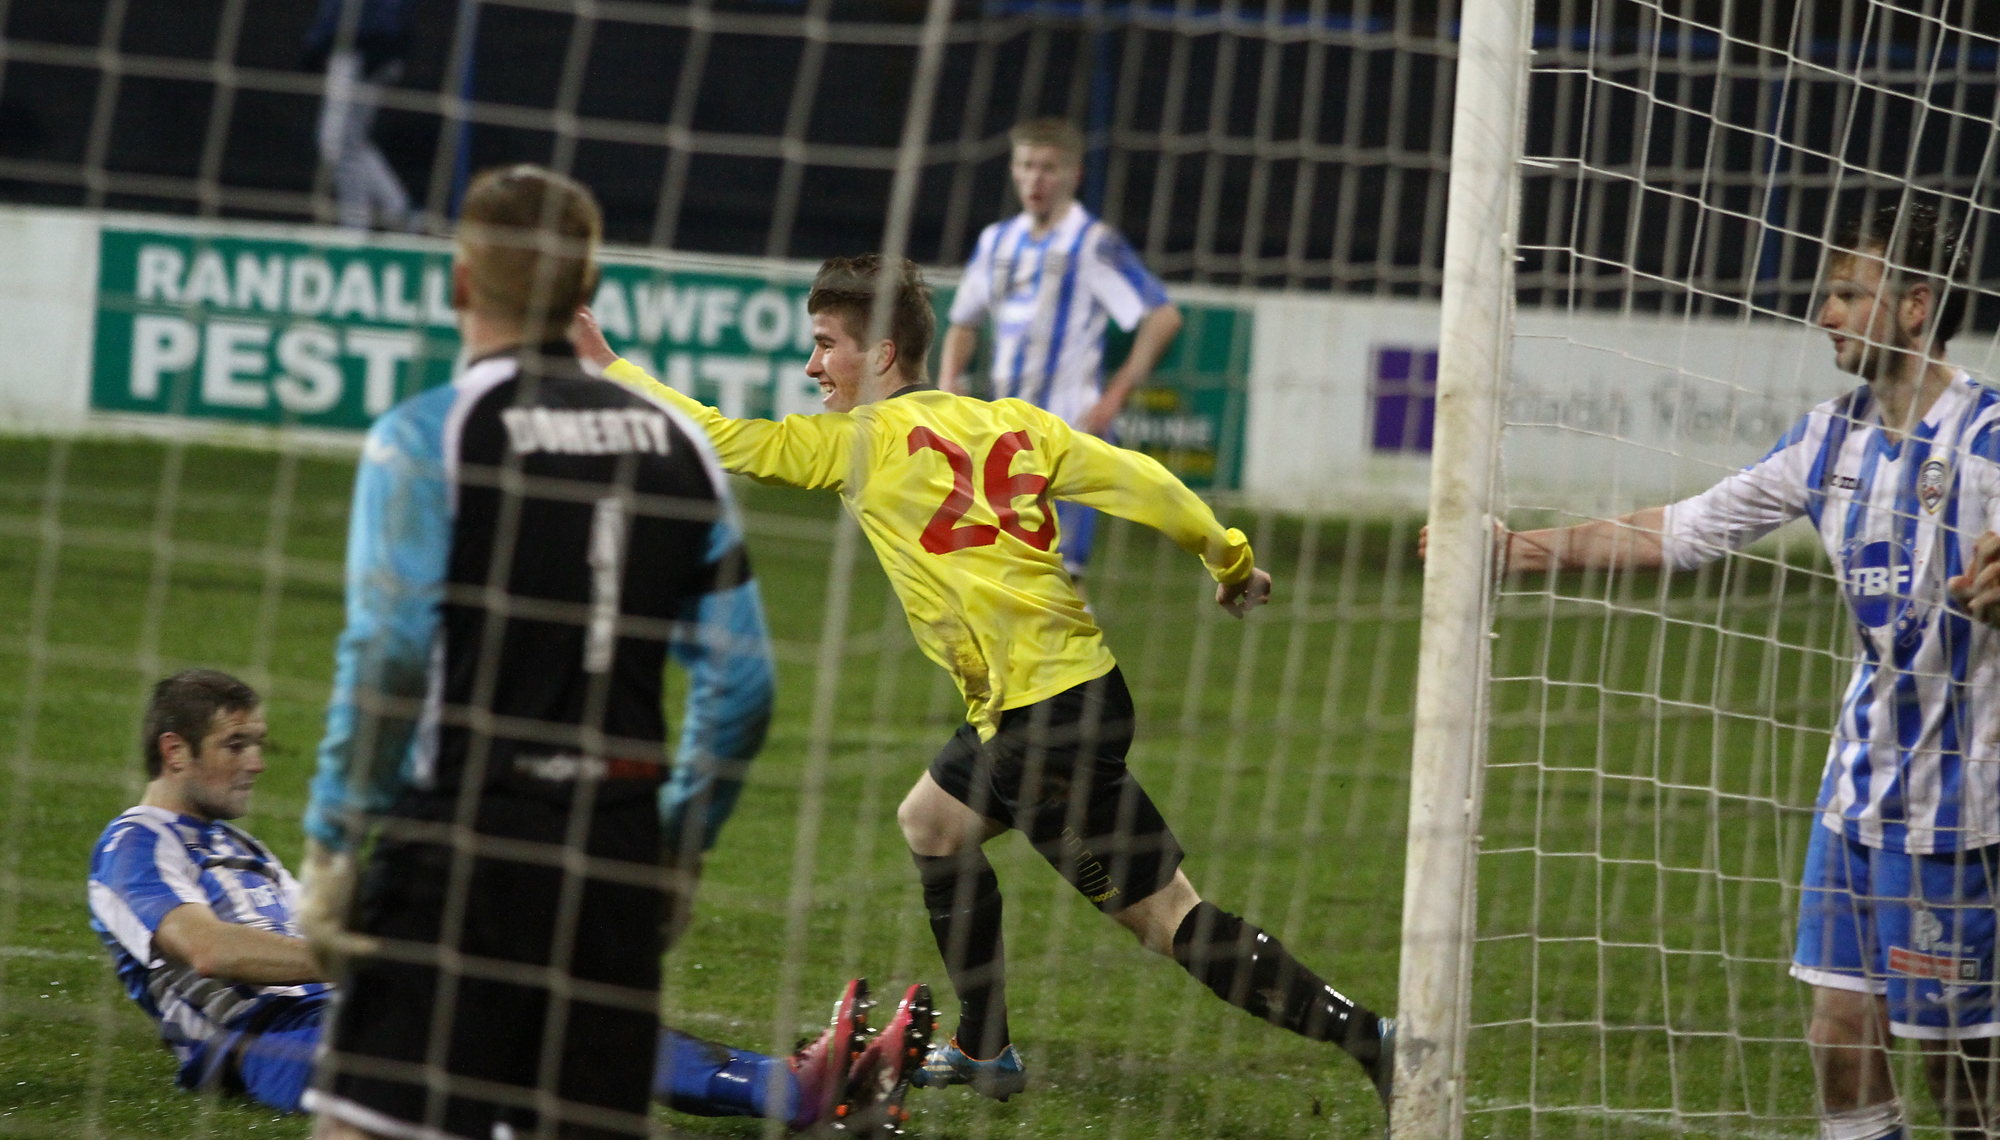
908;427;1058;554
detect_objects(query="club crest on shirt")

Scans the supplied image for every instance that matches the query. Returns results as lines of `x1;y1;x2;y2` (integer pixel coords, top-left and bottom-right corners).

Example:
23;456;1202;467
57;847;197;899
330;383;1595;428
1919;458;1951;514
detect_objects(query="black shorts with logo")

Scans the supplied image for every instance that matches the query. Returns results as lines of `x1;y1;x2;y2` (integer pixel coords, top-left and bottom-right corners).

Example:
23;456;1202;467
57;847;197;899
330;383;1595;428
928;666;1183;915
311;784;664;1140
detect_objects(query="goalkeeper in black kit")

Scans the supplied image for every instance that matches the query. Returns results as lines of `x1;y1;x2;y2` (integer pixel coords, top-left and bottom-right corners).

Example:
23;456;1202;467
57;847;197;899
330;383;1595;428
297;166;929;1140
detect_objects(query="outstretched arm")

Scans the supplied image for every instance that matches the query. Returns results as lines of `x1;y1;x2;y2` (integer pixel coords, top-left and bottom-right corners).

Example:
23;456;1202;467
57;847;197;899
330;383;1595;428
1418;507;1671;573
1509;509;1669;572
153;903;324;985
573;309;854;491
1423;407;1820;575
1048;425;1265;616
1418;509;1668;573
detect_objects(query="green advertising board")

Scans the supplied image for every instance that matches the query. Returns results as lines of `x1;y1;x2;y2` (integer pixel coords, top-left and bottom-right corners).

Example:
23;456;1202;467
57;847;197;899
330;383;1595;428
90;225;1248;487
1100;305;1249;489
91;227;821;432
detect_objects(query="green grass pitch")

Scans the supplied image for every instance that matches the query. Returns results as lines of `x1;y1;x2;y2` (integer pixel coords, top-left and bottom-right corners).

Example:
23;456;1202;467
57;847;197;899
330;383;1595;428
0;436;1897;1138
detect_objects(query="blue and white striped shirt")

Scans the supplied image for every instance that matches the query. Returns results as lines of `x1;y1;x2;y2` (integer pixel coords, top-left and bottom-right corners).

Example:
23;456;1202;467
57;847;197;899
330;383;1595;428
1662;371;2000;853
950;202;1171;426
87;806;330;1085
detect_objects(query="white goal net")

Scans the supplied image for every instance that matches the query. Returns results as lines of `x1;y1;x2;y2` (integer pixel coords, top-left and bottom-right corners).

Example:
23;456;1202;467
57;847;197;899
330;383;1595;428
8;0;1996;1137
1;3;1453;1139
1409;0;2000;1138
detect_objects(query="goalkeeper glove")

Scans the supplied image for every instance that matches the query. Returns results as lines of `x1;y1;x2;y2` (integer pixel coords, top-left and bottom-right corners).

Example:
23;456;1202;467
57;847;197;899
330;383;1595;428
297;838;378;979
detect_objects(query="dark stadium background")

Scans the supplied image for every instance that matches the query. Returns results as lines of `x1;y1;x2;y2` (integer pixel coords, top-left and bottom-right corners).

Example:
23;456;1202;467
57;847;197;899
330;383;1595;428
0;0;1995;325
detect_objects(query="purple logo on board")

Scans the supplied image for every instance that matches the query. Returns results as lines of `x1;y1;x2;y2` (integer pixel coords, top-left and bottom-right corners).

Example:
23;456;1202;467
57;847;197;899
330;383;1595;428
1370;347;1439;453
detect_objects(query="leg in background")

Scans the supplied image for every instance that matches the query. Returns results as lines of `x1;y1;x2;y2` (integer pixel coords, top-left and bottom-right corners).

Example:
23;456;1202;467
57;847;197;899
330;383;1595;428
1899;845;2000;1140
234;1003;329;1114
315;51;358;168
1793;823;1903;1140
317;50;375;230
899;772;1010;1060
654;1028;796;1123
347;143;413;230
1923;1037;1999;1140
318;50;411;230
1808;985;1904;1140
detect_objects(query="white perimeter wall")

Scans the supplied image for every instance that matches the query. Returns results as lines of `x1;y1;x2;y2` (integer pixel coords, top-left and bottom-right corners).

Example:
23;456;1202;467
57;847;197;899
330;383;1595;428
1244;293;1440;512
1245;286;2000;517
0;207;98;433
6;203;1996;514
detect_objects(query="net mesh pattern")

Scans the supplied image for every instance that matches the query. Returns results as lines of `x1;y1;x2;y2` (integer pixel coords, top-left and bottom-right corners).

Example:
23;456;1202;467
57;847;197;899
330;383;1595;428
1471;1;2000;1136
2;3;1427;1137
0;0;1464;291
7;0;2000;1136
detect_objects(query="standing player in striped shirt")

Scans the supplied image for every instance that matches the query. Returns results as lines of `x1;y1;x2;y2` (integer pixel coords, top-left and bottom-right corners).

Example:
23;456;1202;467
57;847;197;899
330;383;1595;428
940;118;1184;592
1445;204;1998;1140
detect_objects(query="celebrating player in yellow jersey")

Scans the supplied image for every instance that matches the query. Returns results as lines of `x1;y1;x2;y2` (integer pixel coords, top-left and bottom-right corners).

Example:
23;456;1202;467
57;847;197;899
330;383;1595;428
572;255;1392;1119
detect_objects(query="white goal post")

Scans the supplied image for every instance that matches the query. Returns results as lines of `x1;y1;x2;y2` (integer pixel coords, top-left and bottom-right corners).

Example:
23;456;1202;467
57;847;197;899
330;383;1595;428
1400;1;2000;1137
1395;0;1530;1135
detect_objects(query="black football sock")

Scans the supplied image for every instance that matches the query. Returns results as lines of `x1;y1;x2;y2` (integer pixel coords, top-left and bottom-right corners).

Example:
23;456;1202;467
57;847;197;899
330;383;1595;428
1171;901;1381;1068
914;849;1010;1059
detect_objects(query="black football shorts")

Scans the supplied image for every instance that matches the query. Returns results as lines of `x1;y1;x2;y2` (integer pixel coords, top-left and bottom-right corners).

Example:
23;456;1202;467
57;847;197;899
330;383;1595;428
309;785;664;1140
928;666;1184;915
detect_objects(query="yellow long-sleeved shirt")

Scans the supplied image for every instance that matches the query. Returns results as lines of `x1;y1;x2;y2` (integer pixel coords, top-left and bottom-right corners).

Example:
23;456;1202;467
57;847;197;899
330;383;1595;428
608;358;1253;738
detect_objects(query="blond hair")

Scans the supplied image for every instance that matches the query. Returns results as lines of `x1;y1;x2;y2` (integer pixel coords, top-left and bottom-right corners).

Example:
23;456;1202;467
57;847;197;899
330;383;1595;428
1008;118;1085;164
456;165;602;339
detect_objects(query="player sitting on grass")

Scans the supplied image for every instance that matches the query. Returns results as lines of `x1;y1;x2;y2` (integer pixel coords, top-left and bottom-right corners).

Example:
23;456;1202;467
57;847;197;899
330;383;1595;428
1428;202;1999;1140
88;676;928;1129
573;255;1394;1120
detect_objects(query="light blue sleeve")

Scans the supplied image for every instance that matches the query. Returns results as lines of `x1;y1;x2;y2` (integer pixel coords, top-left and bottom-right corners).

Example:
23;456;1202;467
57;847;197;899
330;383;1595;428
303;388;454;852
660;492;776;857
1085;225;1172;332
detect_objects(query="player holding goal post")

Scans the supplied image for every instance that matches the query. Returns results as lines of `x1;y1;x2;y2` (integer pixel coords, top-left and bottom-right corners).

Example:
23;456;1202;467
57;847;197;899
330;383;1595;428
1431;203;2000;1140
939;118;1184;590
573;254;1393;1121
